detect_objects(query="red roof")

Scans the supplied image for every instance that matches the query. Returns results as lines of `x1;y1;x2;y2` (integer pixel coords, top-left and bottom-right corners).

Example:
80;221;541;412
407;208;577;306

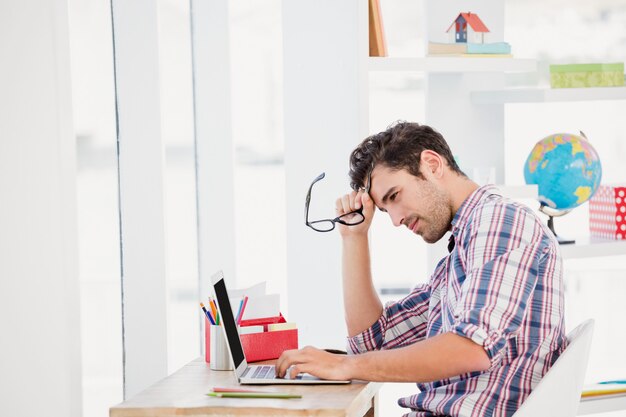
446;12;490;33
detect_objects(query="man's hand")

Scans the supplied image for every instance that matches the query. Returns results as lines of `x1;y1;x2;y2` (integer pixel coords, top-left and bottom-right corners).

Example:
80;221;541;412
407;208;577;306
336;190;375;237
275;346;353;381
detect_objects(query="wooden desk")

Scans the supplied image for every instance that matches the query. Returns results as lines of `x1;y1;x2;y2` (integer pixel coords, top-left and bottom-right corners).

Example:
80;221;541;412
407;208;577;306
110;358;382;417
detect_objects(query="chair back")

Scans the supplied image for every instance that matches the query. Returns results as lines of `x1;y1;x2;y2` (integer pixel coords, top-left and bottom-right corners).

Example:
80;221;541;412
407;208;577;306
513;319;595;417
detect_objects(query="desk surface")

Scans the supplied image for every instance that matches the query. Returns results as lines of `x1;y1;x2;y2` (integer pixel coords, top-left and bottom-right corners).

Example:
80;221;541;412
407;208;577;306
110;358;382;417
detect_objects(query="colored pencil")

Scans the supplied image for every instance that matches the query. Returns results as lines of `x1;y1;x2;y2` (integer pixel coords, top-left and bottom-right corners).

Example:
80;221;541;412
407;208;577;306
200;302;215;325
207;392;301;399
213;387;265;393
209;298;219;325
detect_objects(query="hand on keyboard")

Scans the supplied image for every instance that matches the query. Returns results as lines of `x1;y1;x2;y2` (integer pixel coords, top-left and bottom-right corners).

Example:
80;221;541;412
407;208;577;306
276;365;303;380
283;366;295;379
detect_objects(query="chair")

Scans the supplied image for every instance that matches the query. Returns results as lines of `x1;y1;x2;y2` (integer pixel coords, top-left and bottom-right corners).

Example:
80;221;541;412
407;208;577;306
513;319;595;417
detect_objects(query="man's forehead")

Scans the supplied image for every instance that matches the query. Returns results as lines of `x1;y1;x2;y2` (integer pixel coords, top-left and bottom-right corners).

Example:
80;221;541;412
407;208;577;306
369;165;398;205
370;164;399;185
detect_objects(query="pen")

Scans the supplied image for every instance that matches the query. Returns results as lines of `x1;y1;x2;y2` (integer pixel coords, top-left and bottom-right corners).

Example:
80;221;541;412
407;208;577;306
598;380;626;385
236;296;248;325
200;302;215;325
235;297;244;324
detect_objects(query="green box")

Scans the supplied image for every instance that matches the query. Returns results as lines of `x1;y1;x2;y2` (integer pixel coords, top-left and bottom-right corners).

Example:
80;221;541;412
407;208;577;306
550;63;624;88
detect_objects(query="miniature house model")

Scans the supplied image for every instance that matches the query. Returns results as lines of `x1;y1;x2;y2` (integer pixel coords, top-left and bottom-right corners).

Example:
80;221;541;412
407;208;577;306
446;12;489;44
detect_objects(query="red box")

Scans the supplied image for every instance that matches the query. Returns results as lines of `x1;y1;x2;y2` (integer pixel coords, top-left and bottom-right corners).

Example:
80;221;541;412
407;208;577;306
204;314;298;363
589;185;626;239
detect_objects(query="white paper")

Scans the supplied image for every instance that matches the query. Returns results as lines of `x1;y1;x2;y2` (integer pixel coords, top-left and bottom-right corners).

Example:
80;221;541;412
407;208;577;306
241;293;280;320
228;281;267;298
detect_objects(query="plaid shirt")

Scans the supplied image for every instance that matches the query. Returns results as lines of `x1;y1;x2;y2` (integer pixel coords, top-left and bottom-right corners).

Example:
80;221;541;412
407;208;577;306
348;185;566;417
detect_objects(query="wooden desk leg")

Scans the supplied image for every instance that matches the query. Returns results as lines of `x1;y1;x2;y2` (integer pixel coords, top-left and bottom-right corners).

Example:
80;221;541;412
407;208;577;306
364;392;379;417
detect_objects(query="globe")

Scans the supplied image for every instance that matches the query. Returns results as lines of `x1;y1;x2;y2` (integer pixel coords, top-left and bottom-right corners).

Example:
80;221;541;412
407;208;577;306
523;132;602;244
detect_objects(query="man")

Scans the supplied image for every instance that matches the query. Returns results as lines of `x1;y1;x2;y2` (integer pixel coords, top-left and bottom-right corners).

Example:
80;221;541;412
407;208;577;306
276;122;566;417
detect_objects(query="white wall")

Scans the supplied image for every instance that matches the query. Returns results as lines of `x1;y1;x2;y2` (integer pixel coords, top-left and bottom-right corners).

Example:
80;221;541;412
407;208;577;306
110;0;169;399
283;0;367;347
0;0;82;416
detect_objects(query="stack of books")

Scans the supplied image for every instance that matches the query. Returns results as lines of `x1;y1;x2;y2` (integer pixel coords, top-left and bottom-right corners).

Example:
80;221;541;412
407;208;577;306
428;41;512;57
581;381;626;399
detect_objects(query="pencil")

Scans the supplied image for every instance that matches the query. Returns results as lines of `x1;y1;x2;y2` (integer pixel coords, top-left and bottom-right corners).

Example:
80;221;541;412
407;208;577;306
200;302;215;325
209;298;219;325
207;392;302;399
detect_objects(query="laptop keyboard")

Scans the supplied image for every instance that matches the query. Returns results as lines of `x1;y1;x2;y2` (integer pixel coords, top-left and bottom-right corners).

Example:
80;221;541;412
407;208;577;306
252;365;274;379
242;365;304;380
241;365;275;379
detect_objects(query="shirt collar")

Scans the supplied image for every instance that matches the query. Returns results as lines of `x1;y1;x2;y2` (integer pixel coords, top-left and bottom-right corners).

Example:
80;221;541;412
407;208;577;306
450;185;501;236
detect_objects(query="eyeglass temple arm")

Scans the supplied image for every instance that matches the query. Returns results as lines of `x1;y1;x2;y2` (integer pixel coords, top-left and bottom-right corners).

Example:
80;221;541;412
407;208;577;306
305;172;326;224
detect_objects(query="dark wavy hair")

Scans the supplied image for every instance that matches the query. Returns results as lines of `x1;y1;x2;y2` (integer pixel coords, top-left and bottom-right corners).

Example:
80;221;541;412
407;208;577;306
348;121;465;191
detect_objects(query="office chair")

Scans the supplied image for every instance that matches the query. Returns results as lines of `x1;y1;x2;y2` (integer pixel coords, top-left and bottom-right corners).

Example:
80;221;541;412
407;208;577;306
513;319;595;417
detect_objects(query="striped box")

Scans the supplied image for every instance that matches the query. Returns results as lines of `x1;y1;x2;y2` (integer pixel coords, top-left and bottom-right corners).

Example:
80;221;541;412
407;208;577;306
589;185;626;239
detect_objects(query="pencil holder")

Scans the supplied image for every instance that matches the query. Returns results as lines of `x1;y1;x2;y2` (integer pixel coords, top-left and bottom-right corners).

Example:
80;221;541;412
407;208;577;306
209;325;234;371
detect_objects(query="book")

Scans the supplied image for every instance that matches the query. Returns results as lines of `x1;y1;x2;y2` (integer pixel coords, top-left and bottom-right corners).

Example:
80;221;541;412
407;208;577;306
467;42;511;54
427;42;466;54
268;322;297;332
581;384;626;399
369;0;387;57
464;54;512;58
550;63;624;88
428;42;511;56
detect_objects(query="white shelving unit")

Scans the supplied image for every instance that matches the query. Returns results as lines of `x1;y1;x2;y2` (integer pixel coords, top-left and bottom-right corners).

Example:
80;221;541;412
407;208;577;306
561;237;626;260
369;56;537;73
364;5;626;269
472;86;626;104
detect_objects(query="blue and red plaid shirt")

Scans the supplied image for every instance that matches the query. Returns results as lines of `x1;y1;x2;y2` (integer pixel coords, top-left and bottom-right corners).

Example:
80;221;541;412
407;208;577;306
348;185;567;417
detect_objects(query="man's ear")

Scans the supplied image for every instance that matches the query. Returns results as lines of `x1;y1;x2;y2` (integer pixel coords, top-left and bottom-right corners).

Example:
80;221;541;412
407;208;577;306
420;150;444;179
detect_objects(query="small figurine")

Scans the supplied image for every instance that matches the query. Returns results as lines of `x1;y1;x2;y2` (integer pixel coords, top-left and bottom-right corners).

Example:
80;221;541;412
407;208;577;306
446;12;489;44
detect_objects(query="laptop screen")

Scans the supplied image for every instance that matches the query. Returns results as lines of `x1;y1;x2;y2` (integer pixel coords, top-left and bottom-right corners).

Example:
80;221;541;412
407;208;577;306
213;277;246;368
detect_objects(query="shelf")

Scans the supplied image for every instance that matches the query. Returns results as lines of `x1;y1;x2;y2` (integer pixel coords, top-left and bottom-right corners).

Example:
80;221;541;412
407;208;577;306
472;86;626;104
578;393;626;415
560;236;626;259
368;57;537;73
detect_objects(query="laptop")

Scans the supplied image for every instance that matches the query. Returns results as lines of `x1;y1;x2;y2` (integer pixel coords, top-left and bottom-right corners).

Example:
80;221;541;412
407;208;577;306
210;270;351;385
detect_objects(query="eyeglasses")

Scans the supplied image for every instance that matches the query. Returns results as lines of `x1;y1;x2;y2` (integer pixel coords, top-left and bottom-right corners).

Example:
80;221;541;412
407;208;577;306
304;170;372;232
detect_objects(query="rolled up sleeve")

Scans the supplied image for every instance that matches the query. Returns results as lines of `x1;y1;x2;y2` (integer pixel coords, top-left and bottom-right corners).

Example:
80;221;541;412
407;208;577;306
450;205;544;369
347;283;431;354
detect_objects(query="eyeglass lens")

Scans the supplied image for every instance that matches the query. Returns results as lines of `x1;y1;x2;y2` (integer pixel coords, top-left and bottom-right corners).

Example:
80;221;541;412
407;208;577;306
305;172;366;232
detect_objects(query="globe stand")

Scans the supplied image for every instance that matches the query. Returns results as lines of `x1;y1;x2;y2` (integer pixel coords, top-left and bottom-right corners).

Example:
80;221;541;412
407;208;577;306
546;215;575;245
539;205;575;245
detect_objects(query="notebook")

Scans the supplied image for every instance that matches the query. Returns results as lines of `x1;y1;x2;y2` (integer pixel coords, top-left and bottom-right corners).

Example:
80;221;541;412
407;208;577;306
210;270;351;385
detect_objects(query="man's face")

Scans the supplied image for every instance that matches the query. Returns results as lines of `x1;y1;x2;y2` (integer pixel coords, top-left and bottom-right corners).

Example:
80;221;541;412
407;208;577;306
369;165;453;243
